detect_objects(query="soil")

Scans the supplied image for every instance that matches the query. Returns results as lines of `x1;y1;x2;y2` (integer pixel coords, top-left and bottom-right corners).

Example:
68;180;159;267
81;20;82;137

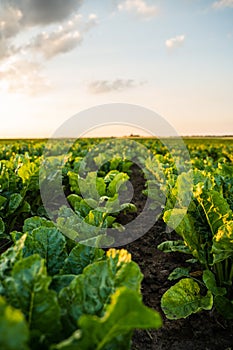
120;165;233;350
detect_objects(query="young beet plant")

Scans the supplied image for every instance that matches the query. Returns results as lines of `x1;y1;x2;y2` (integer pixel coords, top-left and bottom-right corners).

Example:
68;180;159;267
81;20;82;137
158;169;233;320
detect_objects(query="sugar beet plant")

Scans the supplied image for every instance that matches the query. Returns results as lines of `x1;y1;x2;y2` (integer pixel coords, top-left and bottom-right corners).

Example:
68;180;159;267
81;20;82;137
158;165;233;320
0;217;162;350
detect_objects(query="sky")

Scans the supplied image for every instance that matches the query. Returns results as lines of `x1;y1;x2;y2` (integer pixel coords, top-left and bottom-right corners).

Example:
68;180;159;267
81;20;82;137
0;0;233;138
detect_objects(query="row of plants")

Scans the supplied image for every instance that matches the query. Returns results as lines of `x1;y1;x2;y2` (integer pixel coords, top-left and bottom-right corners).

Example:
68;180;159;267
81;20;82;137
0;138;233;349
0;139;161;349
142;138;233;320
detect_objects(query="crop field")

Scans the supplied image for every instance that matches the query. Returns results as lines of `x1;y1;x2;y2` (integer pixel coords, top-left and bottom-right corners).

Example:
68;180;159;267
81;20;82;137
0;137;233;350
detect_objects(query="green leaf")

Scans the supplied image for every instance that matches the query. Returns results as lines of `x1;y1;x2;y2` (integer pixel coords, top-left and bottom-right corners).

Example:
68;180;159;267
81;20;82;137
23;216;54;234
23;227;68;275
19;201;31;214
52;288;162;350
195;189;232;235
3;255;61;343
212;221;233;263
8;193;23;214
120;203;137;213
59;259;142;336
0;217;5;236
68;172;106;200
62;244;104;275
171;171;194;208
163;209;206;264
107;173;129;197
84;210;108;227
50;275;76;293
67;171;80;195
67;195;96;218
158;240;192;254
202;270;226;296
168;267;191;281
67;194;82;210
214;296;233;320
0;195;7;210
161;278;213;319
0;235;26;278
0;296;29;350
18;162;38;184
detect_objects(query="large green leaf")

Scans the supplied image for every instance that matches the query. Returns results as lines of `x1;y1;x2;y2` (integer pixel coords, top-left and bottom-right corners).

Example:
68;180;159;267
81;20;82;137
107;173;129;197
3;255;61;343
0;235;26;279
8;193;23;214
214;295;233;320
62;244;104;275
59;259;142;336
23;216;55;234
202;270;226;296
168;267;191;281
0;296;29;350
52;288;162;350
163;209;207;264
158;240;192;254
212;221;233;263
195;189;232;235
22;227;67;275
68;171;106;200
161;278;213;319
171;171;193;208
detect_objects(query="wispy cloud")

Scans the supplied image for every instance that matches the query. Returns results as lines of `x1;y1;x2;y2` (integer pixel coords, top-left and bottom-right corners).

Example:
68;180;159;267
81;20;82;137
118;0;158;20
165;35;185;49
212;0;233;8
89;79;145;94
0;59;51;95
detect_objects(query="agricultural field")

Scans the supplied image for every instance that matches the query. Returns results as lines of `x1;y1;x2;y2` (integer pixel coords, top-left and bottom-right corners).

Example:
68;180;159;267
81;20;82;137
0;137;233;350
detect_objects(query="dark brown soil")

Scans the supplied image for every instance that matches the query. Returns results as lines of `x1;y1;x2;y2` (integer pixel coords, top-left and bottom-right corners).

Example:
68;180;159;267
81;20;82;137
121;165;233;350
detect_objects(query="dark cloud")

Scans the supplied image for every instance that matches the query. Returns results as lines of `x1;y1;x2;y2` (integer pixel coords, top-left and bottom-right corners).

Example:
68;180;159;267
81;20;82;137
3;0;83;26
89;79;145;94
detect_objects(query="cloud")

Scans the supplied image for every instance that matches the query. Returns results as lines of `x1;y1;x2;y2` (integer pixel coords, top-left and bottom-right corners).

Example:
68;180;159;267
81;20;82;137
212;0;233;8
0;59;51;95
2;0;83;28
0;12;97;61
23;14;97;59
0;38;12;61
118;0;158;20
0;2;98;95
0;7;97;95
89;79;144;94
0;6;23;39
165;35;185;49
